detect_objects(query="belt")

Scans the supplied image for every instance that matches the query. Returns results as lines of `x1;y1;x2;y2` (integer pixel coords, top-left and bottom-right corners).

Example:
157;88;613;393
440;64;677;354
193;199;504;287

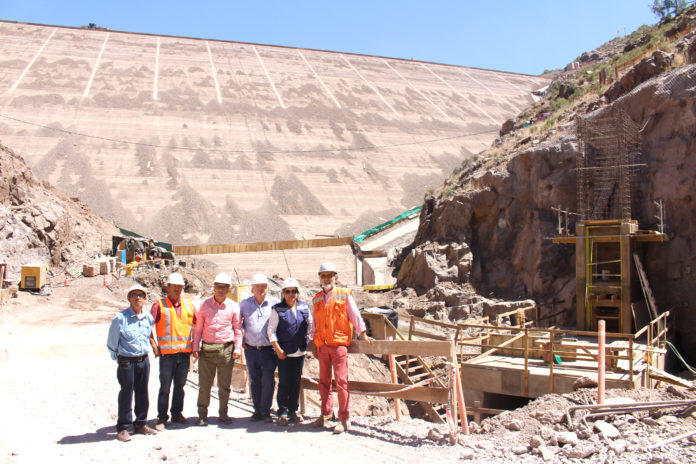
203;341;234;347
118;354;148;362
246;344;272;350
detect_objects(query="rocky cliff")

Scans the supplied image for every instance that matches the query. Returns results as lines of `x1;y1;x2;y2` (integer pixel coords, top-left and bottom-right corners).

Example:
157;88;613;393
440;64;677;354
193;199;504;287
0;143;119;277
397;52;696;362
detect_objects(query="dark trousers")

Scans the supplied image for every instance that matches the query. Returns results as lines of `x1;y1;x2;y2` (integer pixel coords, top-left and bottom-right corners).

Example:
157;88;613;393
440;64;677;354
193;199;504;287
116;356;150;431
157;352;190;421
276;355;305;417
245;347;277;416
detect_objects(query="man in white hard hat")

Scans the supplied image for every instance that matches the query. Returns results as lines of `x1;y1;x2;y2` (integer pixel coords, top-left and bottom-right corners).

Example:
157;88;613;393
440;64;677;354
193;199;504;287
107;284;157;442
311;262;371;434
192;272;242;426
239;273;279;422
150;272;197;431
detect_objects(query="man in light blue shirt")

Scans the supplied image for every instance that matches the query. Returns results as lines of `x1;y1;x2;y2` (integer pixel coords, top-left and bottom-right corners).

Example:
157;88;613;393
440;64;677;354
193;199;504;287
239;274;279;422
107;284;157;442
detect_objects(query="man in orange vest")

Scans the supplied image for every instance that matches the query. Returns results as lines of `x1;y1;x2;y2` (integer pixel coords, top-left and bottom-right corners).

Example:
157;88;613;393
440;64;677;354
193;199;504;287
311;262;371;434
150;272;197;431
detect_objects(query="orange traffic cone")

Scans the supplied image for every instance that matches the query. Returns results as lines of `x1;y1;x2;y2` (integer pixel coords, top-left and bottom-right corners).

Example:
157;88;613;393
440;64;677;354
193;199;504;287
64;275;69;286
103;275;107;287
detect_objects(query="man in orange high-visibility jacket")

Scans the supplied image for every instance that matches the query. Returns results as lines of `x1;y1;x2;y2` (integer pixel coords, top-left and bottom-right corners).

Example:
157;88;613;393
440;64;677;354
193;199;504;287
150;272;197;431
311;262;371;434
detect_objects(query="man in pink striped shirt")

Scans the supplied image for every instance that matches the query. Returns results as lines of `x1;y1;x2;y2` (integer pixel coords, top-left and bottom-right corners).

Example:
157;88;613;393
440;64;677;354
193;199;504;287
192;273;242;426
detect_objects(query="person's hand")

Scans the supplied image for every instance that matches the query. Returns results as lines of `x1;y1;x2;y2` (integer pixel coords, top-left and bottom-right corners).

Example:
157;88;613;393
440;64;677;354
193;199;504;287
192;351;199;362
276;349;287;360
360;332;373;344
232;351;241;360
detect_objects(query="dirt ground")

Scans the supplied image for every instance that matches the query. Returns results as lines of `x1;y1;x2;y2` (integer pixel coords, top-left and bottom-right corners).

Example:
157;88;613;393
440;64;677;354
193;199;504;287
3;276;696;464
0;276;458;464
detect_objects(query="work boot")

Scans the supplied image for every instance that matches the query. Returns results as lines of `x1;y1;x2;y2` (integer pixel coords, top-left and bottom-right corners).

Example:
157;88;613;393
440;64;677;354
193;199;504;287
250;412;262;422
197;417;209;427
135;424;157;435
117;430;131;442
333;420;350;434
262;414;273;423
219;415;232;425
171;415;188;425
155;418;166;431
312;414;334;427
289;413;304;423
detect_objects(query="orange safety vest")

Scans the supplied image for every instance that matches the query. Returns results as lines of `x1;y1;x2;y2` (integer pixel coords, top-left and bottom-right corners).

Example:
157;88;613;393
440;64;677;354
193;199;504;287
312;288;353;349
155;297;195;354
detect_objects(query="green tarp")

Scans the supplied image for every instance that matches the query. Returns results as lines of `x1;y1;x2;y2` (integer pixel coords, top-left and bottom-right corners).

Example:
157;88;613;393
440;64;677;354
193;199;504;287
117;227;173;252
353;205;422;243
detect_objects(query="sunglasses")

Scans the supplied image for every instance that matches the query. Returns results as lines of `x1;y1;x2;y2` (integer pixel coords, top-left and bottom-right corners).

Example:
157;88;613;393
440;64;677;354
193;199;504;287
129;293;146;299
283;289;299;294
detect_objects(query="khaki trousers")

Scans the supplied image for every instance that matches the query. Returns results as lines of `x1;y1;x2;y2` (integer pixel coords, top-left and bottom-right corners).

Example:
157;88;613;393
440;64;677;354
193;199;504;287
197;343;235;418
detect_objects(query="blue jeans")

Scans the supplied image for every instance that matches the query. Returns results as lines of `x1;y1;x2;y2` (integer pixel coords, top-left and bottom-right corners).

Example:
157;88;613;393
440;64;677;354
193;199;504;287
116;356;150;431
276;355;305;416
157;352;190;421
245;347;277;416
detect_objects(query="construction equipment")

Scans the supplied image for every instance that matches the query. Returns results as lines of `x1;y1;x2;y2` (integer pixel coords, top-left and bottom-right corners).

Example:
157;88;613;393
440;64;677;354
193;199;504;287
20;263;47;290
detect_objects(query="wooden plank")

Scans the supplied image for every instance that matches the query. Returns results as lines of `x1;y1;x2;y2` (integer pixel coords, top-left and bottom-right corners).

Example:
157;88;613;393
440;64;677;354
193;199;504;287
347;340;451;357
633;253;658;320
648;366;694;388
300;378;449;403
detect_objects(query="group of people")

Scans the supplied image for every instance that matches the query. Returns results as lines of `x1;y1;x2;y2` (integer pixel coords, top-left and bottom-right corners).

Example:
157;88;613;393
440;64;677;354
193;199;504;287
106;262;371;442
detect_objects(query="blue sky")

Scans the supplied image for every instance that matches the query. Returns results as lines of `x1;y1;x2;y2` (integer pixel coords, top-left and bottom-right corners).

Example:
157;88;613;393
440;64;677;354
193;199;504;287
2;1;658;75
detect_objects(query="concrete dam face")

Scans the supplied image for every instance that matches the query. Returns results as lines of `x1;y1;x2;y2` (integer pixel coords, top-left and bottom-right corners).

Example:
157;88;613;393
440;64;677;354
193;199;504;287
0;21;548;245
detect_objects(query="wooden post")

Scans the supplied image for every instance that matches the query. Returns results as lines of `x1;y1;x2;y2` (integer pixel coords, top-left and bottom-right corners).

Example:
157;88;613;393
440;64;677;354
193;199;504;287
523;328;529;397
450;336;468;435
240;350;249;395
300;385;306;415
629;336;634;389
598;320;606;404
549;329;555;394
473;400;482;424
387;336;401;420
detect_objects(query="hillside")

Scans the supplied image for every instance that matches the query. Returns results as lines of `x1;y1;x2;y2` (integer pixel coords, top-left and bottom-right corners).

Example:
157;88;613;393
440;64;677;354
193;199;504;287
395;6;696;364
0;143;118;276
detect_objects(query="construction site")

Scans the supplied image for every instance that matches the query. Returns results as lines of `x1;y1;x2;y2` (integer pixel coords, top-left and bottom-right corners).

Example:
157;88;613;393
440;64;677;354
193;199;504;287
2;5;696;464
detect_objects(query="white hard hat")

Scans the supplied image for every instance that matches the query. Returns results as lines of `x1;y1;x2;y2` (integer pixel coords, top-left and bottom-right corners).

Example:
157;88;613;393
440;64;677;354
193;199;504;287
281;277;300;291
251;273;268;285
213;273;232;286
127;284;147;297
318;261;337;275
166;272;185;286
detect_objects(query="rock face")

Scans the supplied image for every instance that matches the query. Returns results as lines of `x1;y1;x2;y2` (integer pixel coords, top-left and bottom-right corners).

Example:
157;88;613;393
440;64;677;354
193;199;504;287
604;51;674;102
0;144;118;277
397;64;696;361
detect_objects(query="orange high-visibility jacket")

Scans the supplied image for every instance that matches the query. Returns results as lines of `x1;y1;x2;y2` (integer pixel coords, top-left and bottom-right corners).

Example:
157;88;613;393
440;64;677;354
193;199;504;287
312;288;353;349
155;297;195;354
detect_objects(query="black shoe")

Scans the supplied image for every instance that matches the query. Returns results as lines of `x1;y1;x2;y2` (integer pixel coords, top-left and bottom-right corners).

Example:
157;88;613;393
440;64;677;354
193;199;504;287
250;412;262;422
262;414;273;423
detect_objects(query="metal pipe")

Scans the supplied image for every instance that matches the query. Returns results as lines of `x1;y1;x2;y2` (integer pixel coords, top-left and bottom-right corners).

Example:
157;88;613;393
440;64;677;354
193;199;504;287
598;320;605;404
647;429;696;450
566;399;696;430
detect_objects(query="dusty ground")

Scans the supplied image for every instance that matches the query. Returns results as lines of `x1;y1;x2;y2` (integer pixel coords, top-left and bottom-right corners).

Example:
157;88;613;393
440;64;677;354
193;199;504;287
0;276;454;464
2;276;696;464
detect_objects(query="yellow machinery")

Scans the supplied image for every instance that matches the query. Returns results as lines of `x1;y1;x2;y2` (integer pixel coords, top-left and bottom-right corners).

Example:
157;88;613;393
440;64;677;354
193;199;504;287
20;263;47;290
228;284;250;303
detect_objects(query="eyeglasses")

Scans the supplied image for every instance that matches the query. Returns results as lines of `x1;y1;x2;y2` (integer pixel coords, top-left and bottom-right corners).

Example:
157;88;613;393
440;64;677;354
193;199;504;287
129;293;146;299
213;284;230;290
283;289;299;294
